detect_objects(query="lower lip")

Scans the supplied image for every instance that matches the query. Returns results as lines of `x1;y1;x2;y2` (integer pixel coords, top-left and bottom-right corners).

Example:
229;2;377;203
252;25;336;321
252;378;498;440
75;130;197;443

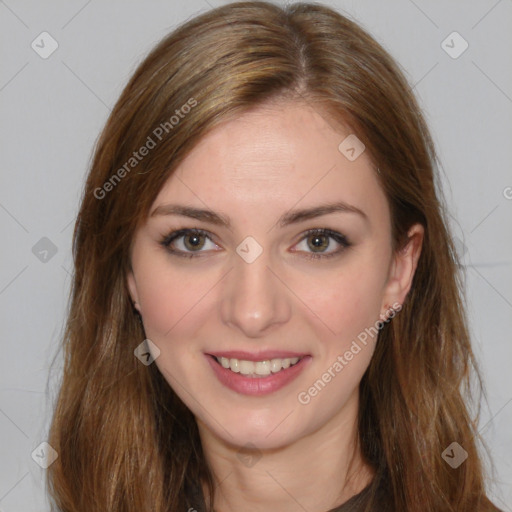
205;354;311;396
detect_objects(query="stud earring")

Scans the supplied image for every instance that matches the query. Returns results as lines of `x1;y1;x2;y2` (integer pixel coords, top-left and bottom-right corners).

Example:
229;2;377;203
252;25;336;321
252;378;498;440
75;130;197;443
132;302;144;327
379;305;389;321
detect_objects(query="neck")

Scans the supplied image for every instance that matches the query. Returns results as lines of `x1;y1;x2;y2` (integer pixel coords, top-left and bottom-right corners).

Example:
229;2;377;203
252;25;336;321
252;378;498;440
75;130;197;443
197;390;374;512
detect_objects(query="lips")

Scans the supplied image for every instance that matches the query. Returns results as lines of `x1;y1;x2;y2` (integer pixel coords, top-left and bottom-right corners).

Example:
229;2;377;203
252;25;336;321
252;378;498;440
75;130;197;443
206;350;308;361
205;352;312;396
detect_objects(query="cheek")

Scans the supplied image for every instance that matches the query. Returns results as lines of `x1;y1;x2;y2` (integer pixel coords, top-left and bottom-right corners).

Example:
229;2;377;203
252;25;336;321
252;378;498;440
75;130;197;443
136;264;212;385
291;258;388;341
135;260;213;337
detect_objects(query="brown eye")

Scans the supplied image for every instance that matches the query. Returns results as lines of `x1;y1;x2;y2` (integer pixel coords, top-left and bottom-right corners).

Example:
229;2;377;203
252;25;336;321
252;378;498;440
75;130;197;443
160;228;220;258
183;233;206;251
292;228;351;260
307;233;330;252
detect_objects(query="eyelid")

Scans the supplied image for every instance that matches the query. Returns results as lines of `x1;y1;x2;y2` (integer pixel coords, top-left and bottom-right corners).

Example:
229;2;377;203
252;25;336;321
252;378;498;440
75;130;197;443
290;228;351;260
159;227;351;259
159;228;221;258
160;227;217;248
295;228;350;247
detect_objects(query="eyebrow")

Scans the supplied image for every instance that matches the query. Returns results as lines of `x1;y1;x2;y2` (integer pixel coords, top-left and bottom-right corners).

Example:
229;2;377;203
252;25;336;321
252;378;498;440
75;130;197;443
150;201;368;228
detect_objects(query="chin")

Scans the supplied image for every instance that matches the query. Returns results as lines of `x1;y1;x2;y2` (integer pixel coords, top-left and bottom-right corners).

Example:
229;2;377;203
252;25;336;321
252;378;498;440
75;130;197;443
199;406;307;451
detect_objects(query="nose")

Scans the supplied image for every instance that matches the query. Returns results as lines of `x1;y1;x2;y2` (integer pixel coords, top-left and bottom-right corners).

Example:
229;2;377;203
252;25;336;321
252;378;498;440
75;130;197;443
220;249;292;338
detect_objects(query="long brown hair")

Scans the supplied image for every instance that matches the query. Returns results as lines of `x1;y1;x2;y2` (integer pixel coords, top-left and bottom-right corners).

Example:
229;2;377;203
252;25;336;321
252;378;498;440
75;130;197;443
46;2;501;510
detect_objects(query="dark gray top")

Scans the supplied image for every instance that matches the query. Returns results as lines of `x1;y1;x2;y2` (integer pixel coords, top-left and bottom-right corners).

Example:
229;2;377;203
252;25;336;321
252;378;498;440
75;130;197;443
187;477;392;512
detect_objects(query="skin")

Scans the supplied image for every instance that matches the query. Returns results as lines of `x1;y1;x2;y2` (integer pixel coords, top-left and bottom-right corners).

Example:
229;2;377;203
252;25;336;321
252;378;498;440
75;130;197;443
127;101;423;512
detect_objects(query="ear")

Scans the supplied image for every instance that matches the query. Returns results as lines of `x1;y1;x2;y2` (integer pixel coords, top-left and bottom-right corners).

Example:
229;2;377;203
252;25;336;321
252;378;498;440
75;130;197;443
381;223;424;315
127;270;141;312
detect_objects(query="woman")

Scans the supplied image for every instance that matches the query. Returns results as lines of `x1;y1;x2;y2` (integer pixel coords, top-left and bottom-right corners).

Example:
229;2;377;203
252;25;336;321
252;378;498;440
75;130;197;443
46;2;502;511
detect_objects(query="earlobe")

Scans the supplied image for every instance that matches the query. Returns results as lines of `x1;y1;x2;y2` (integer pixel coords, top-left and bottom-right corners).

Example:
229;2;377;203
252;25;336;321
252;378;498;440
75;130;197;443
127;271;140;311
383;223;424;309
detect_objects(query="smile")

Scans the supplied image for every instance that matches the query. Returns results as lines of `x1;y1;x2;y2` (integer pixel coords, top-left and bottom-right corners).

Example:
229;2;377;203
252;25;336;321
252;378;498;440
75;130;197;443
206;354;311;396
215;356;302;377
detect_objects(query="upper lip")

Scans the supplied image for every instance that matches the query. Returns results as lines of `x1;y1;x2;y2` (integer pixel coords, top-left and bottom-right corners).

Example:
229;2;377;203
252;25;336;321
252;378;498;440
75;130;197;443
207;350;309;361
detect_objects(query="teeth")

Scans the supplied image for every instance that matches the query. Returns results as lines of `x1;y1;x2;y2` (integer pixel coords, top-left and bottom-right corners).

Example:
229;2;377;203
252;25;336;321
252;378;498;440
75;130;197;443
216;356;301;376
255;360;271;375
270;359;282;373
239;360;255;375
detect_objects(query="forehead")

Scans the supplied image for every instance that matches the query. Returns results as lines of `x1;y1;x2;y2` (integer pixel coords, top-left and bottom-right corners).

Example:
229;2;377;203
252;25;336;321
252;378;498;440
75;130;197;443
151;102;388;226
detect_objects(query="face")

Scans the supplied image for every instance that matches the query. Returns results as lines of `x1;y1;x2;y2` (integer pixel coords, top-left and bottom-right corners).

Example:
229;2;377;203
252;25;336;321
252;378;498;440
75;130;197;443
127;101;422;451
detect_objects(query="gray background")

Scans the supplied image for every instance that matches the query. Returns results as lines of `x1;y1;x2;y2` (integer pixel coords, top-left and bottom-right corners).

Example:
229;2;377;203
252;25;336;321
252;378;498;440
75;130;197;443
0;0;511;510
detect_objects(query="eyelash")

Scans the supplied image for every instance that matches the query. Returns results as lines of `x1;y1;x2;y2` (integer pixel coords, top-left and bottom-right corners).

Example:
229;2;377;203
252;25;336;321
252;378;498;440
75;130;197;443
159;228;351;260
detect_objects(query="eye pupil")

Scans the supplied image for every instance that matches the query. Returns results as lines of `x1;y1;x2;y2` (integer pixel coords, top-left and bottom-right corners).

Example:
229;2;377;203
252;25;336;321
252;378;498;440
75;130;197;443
308;235;328;252
185;234;204;250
